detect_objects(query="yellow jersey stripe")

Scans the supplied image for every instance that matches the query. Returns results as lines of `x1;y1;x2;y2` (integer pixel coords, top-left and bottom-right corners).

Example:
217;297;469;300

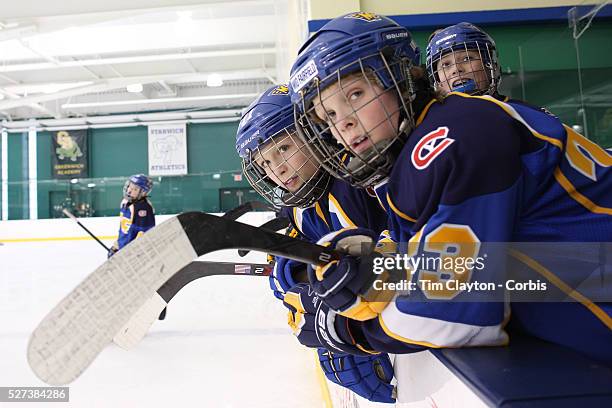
386;192;416;222
374;193;387;211
509;249;612;330
314;201;330;228
293;207;304;234
329;193;356;227
553;167;612;215
450;92;564;149
416;98;437;126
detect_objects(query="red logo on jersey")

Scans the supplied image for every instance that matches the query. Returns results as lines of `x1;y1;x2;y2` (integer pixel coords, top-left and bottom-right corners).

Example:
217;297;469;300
411;127;454;170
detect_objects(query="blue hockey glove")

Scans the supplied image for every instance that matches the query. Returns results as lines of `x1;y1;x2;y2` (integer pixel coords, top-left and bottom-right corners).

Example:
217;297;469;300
318;349;396;403
283;283;371;355
282;283;320;348
269;256;306;300
308;228;394;321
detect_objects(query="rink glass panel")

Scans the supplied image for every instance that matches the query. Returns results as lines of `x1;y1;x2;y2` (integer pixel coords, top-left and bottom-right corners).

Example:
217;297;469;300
3;121;266;220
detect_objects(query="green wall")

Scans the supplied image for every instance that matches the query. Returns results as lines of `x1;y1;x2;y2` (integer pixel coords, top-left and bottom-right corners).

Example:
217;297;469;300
90;126;149;177
8;133;27;220
32;121;250;219
36;129;53;219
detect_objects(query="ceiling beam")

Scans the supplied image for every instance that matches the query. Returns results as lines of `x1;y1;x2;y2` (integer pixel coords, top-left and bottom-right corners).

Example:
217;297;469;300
157;80;177;96
0;89;62;118
0;24;38;41
0;69;271;110
62;92;258;109
0;47;275;73
1;108;243;131
18;38;61;65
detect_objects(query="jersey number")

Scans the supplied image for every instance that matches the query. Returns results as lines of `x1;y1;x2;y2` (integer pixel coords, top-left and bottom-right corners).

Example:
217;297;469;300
417;224;480;300
565;126;612;181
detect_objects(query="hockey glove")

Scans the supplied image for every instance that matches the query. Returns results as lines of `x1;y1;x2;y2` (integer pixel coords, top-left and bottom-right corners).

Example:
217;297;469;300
317;349;396;403
269;256;307;300
308;228;394;321
283;283;371;356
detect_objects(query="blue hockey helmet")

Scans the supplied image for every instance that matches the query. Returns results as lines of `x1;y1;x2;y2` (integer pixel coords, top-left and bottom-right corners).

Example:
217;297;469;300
236;84;330;208
289;12;421;189
290;12;420;107
425;22;500;95
123;174;153;201
236;84;294;160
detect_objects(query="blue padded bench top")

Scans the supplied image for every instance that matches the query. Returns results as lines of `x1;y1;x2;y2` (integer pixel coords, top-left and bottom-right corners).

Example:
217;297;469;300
432;334;612;407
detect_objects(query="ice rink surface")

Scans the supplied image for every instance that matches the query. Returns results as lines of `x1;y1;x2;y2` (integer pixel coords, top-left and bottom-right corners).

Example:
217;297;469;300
0;234;323;407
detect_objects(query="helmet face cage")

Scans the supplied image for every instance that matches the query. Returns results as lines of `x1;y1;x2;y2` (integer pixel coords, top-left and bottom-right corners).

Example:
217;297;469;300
426;23;501;96
428;42;499;96
294;51;417;189
242;127;330;208
123;174;152;201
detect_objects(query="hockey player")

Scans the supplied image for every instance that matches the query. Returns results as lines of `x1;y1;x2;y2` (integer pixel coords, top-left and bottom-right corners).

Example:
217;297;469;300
426;21;556;112
236;84;395;403
108;174;156;257
425;22;501;97
426;21;612;357
425;22;568;128
237;84;389;296
288;12;612;365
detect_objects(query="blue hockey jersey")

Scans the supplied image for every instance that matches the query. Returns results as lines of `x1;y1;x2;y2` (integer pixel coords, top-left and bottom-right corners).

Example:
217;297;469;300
117;198;156;249
353;92;612;365
270;178;388;296
290;179;388;241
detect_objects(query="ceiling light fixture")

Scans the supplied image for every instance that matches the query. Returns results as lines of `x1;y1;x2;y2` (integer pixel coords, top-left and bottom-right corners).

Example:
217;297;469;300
126;83;143;93
206;74;223;87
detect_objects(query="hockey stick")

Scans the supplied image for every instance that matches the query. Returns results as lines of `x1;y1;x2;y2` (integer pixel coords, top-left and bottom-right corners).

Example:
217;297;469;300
28;211;341;385
62;208;111;252
112;261;272;349
237;216;290;257
60;199;269;318
158;261;272;302
113;201;276;348
113;215;284;349
63;201;268;253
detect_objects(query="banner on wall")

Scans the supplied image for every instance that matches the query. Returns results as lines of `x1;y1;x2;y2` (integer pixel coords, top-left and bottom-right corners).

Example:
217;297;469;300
148;123;188;176
51;129;88;179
